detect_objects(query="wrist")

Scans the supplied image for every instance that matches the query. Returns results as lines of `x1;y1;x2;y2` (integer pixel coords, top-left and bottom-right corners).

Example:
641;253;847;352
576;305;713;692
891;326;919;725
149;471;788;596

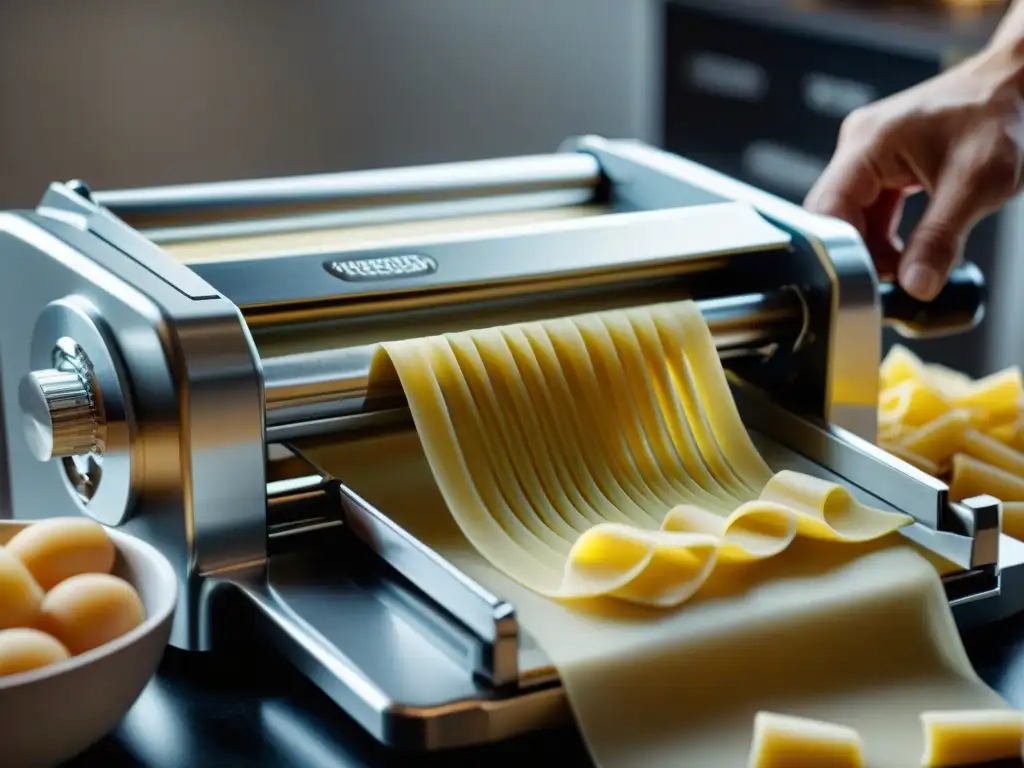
976;31;1024;97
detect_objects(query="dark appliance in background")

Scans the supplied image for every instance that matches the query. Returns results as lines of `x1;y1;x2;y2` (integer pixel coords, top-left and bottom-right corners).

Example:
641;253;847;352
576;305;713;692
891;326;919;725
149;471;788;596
663;0;1011;377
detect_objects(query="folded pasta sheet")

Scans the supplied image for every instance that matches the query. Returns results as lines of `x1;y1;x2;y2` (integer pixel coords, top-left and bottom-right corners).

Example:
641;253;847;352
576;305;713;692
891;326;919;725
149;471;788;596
297;302;1005;767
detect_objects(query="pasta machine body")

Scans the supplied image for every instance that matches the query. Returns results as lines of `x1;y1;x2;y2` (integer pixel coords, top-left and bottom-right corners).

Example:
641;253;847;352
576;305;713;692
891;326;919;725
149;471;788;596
0;136;1019;751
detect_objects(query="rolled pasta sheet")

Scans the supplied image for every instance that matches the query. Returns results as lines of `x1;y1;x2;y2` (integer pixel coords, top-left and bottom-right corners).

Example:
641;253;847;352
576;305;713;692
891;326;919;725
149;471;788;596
900;411;971;465
949;453;1024;503
758;471;911;541
961;428;1024;477
293;304;1010;768
563;525;721;607
924;363;974;400
880;345;926;391
748;711;864;768
663;502;797;563
987;420;1022;448
920;709;1024;767
1001;502;1024;542
951;367;1024;418
879;379;949;428
298;441;1006;767
878;422;913;445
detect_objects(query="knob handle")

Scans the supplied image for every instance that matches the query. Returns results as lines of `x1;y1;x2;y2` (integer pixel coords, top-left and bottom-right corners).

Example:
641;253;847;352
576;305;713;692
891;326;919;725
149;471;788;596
880;262;986;340
20;367;102;462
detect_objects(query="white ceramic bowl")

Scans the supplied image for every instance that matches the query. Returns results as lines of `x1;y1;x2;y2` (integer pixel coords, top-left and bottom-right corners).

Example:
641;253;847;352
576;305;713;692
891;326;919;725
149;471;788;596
0;520;177;768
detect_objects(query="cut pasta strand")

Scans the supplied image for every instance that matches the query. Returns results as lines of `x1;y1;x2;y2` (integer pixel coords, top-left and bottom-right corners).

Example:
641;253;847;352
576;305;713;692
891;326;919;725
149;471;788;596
748;711;865;768
920;709;1024;767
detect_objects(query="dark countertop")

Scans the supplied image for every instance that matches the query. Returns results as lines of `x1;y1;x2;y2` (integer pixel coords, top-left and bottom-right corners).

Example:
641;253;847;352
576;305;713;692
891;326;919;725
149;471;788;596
63;611;1024;768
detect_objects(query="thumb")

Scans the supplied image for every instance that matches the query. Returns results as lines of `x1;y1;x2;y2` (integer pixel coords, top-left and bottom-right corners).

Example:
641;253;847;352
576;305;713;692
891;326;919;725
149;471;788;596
898;174;976;301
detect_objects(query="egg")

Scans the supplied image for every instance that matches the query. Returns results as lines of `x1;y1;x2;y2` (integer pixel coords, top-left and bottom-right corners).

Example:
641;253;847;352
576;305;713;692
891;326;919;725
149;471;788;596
0;628;70;676
5;517;115;590
36;573;145;655
0;547;44;630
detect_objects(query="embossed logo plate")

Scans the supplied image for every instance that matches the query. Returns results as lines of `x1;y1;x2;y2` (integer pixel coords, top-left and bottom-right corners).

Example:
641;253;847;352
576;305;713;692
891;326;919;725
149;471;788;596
323;253;438;282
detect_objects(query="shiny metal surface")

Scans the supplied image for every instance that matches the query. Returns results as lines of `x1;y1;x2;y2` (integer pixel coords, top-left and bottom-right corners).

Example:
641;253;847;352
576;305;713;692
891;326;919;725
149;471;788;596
0;205;267;652
180;202;792;313
20;347;101;462
262;425;1024;750
147;190;598;248
93;153;603;240
338;483;518;687
24;298;134;521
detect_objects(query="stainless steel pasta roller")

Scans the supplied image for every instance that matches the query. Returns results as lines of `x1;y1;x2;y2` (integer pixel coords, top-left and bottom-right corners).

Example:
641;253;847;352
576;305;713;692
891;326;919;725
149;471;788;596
0;134;1016;752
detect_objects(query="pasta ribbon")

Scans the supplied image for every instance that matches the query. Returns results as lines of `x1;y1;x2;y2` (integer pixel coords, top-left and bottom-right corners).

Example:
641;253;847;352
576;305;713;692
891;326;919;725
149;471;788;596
380;301;910;608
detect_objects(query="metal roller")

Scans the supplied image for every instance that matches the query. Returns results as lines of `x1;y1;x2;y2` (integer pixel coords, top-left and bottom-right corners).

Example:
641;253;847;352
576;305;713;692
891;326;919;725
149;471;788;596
260;289;806;439
90;153;604;236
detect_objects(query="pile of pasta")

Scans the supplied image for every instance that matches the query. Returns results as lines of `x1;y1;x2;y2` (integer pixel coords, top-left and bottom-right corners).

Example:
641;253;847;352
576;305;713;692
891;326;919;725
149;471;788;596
879;345;1024;539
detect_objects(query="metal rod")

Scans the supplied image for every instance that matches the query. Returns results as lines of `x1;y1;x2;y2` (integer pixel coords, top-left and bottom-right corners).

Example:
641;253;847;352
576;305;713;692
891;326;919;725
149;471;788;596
93;153;602;227
261;289;805;432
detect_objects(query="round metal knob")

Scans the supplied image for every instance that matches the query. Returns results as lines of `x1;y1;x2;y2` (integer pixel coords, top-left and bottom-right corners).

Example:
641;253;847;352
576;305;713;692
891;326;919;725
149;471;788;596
20;361;103;463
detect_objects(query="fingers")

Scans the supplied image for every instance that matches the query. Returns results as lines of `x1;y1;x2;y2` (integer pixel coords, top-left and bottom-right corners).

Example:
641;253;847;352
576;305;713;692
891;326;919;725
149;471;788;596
804;154;879;236
899;170;978;301
863;189;906;279
806;156;907;279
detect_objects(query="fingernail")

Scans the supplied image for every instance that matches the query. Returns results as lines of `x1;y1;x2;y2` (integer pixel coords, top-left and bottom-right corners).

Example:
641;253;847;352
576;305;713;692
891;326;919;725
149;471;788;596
901;264;942;301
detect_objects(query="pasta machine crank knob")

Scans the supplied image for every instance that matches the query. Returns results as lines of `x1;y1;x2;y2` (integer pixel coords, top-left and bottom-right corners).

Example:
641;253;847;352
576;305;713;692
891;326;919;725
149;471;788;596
19;338;104;463
880;262;986;340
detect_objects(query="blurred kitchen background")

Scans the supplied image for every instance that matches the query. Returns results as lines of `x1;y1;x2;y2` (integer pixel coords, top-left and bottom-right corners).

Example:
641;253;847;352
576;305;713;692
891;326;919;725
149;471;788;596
0;0;1020;375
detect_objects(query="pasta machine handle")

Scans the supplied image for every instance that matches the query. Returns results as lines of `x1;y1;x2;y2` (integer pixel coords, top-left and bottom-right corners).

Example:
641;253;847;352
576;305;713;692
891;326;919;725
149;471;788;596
880;262;986;340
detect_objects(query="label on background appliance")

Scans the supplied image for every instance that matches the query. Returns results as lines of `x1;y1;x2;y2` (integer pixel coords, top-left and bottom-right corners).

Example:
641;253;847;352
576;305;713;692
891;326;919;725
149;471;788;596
685;51;769;102
742;141;826;200
803;73;876;118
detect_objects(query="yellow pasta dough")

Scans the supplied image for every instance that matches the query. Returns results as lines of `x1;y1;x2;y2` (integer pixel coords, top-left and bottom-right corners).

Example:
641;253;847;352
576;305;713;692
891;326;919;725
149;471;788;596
950;452;1024;503
1000;502;1024;542
951;368;1024;418
748;711;864;768
373;301;909;607
920;709;1024;766
899;410;971;466
879;379;949;428
294;302;1005;767
299;432;1002;768
878;348;1024;550
961;428;1024;477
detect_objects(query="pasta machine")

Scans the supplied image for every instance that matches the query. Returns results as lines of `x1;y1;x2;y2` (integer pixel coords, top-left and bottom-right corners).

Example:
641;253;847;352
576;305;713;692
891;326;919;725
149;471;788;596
0;135;1020;751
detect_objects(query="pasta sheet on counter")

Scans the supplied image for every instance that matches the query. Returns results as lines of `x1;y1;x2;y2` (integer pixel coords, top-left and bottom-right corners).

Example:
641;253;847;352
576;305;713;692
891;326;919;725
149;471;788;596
296;304;1007;767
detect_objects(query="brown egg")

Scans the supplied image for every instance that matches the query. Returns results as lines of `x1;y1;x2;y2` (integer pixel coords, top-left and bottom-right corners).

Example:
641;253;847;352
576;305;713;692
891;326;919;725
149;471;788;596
5;517;115;590
0;628;70;677
36;573;145;656
0;548;44;630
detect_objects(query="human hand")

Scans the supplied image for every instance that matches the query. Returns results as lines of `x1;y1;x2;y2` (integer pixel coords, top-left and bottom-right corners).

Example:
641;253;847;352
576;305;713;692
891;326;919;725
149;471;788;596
804;47;1024;300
